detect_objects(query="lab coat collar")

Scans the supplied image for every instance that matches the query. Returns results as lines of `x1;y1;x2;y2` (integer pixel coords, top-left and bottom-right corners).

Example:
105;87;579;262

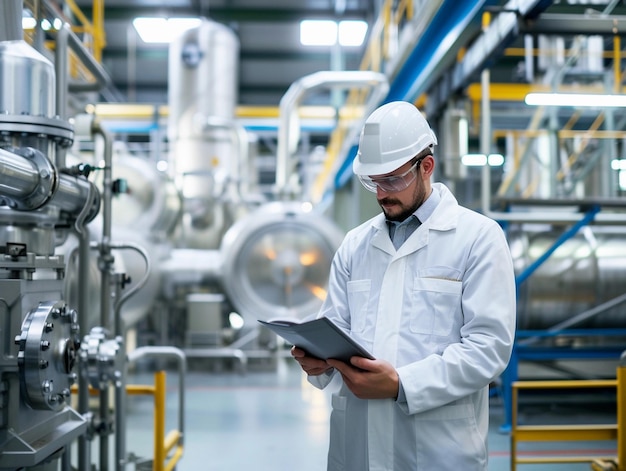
370;183;459;255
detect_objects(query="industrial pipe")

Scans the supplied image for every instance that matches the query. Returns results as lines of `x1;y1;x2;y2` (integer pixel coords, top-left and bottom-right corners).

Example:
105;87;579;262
275;70;389;198
0;147;100;219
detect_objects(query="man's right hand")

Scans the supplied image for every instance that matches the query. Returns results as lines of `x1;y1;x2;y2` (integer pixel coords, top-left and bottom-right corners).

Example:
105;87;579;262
290;346;334;376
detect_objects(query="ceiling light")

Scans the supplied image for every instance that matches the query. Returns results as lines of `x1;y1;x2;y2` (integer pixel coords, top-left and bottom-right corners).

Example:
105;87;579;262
133;17;202;44
338;21;368;47
300;20;368;47
462;154;504;166
525;92;626;107
300;20;337;46
22;17;36;29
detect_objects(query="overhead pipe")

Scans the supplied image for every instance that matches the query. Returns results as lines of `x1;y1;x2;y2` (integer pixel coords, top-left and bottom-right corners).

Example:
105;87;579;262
276;70;388;199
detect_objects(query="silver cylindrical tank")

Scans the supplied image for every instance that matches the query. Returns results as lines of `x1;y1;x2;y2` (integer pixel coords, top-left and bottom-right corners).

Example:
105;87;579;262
510;227;626;330
168;19;240;249
0;40;55;118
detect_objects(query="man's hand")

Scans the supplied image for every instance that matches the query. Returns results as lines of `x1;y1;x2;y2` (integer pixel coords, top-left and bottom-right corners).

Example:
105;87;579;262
327;357;399;400
291;346;333;376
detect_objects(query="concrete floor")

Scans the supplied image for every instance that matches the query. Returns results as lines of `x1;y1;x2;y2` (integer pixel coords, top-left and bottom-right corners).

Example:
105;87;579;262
118;356;618;471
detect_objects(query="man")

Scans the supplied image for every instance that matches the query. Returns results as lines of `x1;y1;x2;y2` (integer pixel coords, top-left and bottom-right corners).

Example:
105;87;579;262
291;101;516;470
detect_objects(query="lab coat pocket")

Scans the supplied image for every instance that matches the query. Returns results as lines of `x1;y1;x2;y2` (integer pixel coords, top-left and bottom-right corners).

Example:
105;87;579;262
414;403;486;470
411;277;462;335
347;280;371;333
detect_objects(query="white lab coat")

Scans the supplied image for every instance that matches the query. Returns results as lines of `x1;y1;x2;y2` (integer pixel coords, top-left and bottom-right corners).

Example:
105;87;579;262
309;183;516;471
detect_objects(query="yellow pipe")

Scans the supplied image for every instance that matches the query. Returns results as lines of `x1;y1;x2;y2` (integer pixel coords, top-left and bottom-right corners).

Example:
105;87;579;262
467;82;626;102
382;0;392;60
618;358;625;470
153;371;166;471
504;46;626;58
615;36;621;95
126;385;157;395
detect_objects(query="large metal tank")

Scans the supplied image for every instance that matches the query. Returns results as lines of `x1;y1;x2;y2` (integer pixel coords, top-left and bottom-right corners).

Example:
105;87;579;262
167;19;241;249
510;226;626;330
220;202;344;325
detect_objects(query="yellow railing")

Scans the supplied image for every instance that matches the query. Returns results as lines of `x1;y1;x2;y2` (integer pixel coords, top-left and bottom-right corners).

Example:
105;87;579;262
510;361;625;471
72;370;184;471
126;371;184;471
23;0;107;83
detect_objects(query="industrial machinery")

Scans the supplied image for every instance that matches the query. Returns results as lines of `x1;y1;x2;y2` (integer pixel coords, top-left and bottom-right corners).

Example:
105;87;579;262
0;2;95;468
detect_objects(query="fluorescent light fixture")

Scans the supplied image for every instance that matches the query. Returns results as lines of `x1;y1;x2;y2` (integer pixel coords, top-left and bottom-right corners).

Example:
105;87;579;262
133;17;202;44
300;20;368;47
525;92;626;107
338;20;368;47
22;17;36;29
462;154;504;166
300;20;337;46
611;159;626;170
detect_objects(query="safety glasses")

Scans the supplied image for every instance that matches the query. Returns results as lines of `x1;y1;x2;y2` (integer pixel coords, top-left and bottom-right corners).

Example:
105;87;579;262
358;156;426;193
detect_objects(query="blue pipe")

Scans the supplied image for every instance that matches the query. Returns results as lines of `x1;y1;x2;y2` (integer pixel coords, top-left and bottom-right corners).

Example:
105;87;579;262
334;0;497;190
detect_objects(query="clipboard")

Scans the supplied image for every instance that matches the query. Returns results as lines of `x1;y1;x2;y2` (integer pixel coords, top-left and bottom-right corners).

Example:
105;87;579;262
258;316;374;363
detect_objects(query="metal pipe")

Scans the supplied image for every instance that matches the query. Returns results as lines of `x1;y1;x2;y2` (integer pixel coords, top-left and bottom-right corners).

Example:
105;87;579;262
115;369;127;471
0;147;100;218
0;148;40;197
99;388;110;471
73;187;97;471
112;242;151;330
275;70;388;198
92;121;114;329
0;0;22;42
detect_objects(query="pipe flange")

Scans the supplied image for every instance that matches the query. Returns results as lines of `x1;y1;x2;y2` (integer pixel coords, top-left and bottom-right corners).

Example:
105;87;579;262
16;300;80;411
80;327;124;390
0;114;74;148
1;146;58;211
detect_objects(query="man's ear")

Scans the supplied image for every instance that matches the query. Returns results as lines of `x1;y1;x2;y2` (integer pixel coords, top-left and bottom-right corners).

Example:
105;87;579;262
421;155;435;178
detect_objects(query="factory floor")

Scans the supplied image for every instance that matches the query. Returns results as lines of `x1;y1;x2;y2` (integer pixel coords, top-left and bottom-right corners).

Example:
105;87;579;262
120;356;619;471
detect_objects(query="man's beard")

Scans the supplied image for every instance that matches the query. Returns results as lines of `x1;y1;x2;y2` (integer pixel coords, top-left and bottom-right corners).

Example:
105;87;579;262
378;183;427;222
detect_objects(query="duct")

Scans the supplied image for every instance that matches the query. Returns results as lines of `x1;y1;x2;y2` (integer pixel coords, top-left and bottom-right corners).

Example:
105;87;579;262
275;70;389;199
511;225;626;330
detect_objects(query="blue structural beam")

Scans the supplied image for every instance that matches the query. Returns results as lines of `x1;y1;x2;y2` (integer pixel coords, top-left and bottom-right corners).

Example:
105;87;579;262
515;205;601;286
500;205;605;432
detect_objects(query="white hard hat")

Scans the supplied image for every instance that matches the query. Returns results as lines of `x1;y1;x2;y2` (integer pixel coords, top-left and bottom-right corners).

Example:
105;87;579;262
353;101;438;176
